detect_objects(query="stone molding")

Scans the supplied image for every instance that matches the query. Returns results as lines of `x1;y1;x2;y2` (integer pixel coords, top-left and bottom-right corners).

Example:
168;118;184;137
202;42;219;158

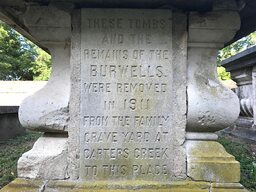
186;8;240;133
18;134;68;180
240;98;253;117
0;178;249;192
186;140;240;183
18;6;71;132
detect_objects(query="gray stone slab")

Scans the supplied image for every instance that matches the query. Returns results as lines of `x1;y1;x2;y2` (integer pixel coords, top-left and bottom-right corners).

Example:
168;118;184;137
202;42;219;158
0;106;19;114
75;9;186;181
0;113;25;141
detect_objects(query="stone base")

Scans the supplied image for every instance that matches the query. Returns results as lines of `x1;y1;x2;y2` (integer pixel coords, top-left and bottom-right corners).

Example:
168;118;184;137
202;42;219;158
0;178;249;192
186;140;241;183
17;134;68;180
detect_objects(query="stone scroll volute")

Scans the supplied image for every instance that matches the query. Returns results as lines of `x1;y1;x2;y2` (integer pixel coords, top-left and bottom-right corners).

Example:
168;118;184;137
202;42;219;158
18;6;71;132
187;9;241;133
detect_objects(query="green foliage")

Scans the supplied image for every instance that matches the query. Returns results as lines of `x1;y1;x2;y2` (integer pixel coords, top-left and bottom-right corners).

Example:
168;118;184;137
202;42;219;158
32;48;51;80
218;31;256;64
0;132;42;189
217;31;256;81
0;21;51;80
218;137;256;191
217;66;231;80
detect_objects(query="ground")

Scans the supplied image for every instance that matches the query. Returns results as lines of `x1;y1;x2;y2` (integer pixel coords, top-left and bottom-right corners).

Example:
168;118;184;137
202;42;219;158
0;131;42;189
0;132;255;191
218;136;256;192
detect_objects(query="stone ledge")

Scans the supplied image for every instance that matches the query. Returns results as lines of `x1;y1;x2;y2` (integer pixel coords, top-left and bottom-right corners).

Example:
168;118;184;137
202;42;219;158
0;179;249;192
17;135;68;180
186;140;241;183
0;106;19;114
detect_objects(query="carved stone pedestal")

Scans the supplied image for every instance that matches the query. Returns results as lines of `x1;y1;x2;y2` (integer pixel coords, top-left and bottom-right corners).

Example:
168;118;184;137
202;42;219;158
0;0;249;191
186;140;240;182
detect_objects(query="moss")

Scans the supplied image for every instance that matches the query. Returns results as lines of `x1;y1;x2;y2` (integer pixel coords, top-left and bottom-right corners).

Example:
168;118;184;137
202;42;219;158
218;137;256;192
1;179;249;192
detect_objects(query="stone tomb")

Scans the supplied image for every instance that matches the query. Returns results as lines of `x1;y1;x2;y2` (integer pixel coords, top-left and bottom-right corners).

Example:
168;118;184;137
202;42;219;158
0;1;250;191
78;9;186;181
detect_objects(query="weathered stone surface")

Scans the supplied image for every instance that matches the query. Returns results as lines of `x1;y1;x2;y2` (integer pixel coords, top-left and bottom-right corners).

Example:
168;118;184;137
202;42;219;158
186;10;241;132
67;10;82;180
22;5;71;45
0;2;248;191
2;0;256;44
18;134;68;180
0;178;44;192
46;180;211;192
18;6;71;132
186;132;218;141
186;140;240;183
211;183;249;192
18;44;70;132
1;179;249;192
74;9;187;181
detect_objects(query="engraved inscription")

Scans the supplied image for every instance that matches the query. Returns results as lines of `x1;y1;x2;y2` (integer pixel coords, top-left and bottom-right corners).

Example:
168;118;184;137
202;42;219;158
84;49;170;60
83;131;169;143
83;116;170;127
80;9;174;181
88;64;167;77
86;18;167;29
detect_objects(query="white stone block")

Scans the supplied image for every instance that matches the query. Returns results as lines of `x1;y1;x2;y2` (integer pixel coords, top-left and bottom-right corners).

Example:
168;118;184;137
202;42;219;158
18;135;68;180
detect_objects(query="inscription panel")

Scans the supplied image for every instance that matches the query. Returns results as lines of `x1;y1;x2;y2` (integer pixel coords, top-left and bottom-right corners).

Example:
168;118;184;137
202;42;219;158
80;9;177;181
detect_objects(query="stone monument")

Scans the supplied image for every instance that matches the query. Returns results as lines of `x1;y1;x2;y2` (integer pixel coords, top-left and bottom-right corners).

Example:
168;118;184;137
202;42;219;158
78;9;186;181
0;0;250;191
222;45;256;142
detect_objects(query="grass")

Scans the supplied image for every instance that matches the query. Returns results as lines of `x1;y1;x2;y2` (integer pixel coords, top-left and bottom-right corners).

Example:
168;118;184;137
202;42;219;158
218;136;256;192
0;132;255;191
0;131;41;189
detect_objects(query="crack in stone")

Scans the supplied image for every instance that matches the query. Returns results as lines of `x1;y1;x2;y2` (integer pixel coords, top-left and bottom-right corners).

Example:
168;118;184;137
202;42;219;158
39;180;48;192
